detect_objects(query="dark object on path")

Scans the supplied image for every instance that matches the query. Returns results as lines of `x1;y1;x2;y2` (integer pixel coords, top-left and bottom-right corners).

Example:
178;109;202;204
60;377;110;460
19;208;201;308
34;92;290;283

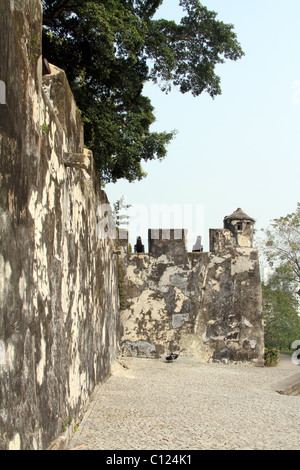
165;353;179;362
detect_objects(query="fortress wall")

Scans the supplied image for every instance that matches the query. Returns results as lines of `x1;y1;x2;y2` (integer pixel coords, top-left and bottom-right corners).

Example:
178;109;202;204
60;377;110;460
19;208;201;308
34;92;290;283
0;0;265;450
0;0;119;450
120;229;264;364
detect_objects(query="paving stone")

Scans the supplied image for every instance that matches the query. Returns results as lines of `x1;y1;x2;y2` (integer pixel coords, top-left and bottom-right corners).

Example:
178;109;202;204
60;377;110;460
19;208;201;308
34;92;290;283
68;356;300;450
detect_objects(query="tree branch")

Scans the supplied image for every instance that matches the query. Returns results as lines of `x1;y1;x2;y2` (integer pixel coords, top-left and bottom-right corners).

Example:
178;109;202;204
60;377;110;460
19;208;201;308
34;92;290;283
43;1;81;26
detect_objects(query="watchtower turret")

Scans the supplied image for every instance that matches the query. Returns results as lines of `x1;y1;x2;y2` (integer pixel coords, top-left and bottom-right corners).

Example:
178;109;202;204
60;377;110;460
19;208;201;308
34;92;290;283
223;208;255;248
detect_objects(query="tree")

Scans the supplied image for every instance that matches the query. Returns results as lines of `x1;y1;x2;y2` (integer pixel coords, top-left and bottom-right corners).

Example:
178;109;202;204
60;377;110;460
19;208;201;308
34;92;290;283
113;195;131;229
41;0;244;183
262;203;300;297
262;266;300;349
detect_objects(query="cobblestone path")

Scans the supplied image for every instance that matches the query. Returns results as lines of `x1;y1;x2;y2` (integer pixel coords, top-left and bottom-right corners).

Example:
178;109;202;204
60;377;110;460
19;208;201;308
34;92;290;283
68;356;300;450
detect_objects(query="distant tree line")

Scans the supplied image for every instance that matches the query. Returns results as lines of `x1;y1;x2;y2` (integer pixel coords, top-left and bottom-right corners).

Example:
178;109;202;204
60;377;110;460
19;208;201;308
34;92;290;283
261;203;300;350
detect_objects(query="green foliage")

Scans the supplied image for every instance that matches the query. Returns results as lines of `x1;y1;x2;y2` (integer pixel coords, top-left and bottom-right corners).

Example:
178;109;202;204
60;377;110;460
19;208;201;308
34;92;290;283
30;33;41;64
113;196;131;228
261;204;300;351
41;0;244;183
117;261;126;311
262;266;300;350
41;123;49;134
262;203;300;297
264;347;279;367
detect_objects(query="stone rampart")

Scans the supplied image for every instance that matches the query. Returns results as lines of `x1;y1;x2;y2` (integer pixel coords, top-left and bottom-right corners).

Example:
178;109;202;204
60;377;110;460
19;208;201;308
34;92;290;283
0;0;119;450
120;213;264;364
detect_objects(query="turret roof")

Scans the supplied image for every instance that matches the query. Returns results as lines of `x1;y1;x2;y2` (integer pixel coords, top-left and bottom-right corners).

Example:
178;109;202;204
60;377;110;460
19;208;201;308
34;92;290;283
224;208;255;222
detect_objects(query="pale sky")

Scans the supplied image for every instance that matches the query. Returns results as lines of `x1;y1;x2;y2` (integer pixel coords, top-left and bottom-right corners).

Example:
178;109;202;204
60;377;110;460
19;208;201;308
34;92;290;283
106;0;300;251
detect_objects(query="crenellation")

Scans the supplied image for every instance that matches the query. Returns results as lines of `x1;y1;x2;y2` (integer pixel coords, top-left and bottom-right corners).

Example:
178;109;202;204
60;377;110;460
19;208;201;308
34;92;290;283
209;228;232;254
119;209;264;365
148;228;187;258
117;228;129;252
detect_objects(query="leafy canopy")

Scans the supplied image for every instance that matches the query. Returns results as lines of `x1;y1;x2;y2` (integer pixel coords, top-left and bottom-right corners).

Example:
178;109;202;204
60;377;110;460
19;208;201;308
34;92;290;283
42;0;244;183
262;203;300;297
262;266;300;349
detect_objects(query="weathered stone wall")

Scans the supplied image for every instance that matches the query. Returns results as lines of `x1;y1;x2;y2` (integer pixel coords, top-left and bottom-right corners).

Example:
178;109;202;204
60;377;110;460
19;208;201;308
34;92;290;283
0;0;265;450
0;0;119;450
120;220;264;365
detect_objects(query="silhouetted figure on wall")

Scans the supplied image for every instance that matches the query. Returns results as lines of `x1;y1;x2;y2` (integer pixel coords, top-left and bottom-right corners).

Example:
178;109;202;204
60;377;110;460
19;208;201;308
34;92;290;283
192;236;203;252
134;236;144;253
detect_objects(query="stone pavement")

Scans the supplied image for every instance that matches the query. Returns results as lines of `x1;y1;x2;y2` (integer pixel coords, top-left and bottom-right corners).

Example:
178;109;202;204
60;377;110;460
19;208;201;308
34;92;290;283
67;355;300;450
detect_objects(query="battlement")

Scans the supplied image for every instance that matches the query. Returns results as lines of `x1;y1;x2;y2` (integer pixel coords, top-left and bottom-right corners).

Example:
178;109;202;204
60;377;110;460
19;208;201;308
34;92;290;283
118;208;255;257
148;229;187;256
209;228;232;254
120;208;263;364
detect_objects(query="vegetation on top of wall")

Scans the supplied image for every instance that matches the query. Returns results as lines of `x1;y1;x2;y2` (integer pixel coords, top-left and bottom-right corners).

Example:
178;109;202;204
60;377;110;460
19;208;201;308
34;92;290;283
117;261;127;311
41;0;244;183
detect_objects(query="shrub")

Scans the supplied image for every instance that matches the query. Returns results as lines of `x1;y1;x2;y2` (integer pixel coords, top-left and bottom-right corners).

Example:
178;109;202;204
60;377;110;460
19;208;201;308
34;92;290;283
264;347;279;367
